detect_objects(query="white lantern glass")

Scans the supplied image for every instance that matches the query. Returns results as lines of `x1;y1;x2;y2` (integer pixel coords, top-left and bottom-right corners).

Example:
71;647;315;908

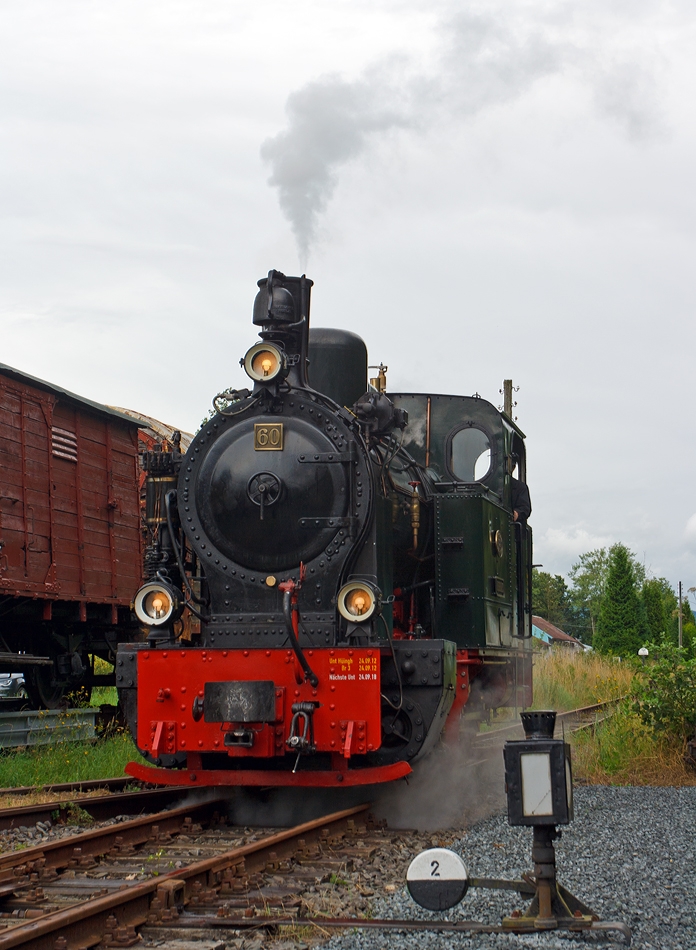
520;752;554;817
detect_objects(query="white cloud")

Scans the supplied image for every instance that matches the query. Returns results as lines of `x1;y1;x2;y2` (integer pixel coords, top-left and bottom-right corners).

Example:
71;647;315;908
536;526;614;568
684;514;696;542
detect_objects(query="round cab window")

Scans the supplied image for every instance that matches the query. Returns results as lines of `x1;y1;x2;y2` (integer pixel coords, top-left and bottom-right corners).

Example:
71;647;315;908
449;427;492;482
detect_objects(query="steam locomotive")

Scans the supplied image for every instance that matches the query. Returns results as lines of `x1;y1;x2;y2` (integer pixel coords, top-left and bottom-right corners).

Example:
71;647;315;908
118;271;533;788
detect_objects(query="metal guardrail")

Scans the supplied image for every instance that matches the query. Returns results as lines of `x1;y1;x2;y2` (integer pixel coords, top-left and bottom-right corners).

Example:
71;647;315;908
0;708;97;748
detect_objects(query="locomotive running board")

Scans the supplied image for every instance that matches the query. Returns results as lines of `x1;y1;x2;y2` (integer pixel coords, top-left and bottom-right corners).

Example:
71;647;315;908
125;760;412;787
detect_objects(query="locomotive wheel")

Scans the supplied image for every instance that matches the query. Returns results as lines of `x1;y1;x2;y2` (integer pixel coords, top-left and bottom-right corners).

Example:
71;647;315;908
26;666;67;709
381;709;413;749
366;699;429;766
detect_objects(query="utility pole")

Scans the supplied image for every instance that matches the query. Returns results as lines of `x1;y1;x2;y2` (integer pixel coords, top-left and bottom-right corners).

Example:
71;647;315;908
503;379;513;417
678;581;683;648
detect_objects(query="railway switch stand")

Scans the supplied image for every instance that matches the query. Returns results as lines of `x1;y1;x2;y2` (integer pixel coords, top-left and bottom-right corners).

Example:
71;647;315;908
408;710;632;944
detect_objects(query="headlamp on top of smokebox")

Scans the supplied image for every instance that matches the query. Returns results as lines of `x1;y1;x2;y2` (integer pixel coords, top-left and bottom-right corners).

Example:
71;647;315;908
242;342;287;383
133;580;183;627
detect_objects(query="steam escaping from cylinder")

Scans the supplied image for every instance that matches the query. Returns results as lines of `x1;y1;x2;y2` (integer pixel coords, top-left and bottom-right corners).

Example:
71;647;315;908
372;683;527;831
261;4;665;264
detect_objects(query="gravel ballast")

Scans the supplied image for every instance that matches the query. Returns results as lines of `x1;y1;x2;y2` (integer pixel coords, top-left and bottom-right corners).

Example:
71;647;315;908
326;785;696;950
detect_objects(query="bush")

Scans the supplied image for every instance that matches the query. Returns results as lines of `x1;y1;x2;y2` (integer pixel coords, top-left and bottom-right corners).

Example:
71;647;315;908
633;637;696;742
570;701;695;786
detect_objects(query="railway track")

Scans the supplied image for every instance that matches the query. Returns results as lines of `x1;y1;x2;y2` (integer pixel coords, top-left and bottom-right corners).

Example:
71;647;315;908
0;700;625;947
0;798;418;949
472;698;623;751
0;786;189;832
0;793;631;948
0;778;134;799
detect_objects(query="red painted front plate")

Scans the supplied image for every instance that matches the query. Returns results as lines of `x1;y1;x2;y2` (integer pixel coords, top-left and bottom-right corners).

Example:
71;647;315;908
136;647;382;759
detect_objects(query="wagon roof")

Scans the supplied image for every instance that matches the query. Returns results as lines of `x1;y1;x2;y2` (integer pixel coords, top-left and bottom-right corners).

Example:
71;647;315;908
111;407;193;451
0;362;140;427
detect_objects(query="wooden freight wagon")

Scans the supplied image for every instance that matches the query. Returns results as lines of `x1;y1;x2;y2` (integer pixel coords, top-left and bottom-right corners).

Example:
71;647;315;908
0;363;142;706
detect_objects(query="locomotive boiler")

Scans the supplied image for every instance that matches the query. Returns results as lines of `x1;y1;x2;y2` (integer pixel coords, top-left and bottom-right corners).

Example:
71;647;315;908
118;271;533;788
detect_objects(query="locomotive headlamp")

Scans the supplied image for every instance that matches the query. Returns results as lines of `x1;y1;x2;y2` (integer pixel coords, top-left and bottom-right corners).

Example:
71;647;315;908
134;581;182;627
337;582;379;622
243;343;285;383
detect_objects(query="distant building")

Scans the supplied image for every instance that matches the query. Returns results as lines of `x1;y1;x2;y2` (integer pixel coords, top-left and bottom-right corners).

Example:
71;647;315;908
531;616;587;652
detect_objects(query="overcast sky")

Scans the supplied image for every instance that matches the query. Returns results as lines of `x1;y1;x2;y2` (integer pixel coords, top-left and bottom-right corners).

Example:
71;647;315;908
1;0;695;592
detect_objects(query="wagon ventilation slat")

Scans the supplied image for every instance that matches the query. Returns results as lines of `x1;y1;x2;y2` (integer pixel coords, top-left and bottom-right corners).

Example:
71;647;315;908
51;426;78;462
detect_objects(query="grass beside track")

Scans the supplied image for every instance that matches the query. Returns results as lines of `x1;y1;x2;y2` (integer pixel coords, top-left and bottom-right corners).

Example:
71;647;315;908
0;731;138;789
532;649;633;709
570;702;696;786
533;649;696;787
0;665;136;789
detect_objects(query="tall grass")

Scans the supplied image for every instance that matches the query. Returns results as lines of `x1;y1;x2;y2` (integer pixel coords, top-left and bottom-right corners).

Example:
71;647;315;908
571;703;696;786
532;648;633;710
531;649;696;786
90;687;118;706
89;656;118;707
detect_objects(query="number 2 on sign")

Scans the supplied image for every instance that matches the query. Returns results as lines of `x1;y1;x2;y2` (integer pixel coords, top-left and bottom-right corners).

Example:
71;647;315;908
430;860;440;877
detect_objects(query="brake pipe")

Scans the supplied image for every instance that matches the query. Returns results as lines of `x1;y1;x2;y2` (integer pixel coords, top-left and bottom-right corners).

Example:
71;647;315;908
278;576;319;687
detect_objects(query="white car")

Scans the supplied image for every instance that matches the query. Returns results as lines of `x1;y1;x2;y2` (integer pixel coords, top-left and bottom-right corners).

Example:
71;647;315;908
0;674;28;700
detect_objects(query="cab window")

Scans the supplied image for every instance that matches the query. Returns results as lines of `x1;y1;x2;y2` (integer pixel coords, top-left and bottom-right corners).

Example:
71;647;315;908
449;426;491;482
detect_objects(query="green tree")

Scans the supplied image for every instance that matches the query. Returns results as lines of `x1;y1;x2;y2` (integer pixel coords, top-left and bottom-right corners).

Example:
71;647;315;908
568;544;646;643
567;548;610;642
642;579;666;640
593;545;649;656
532;570;571;627
654;579;679;644
650;580;695;646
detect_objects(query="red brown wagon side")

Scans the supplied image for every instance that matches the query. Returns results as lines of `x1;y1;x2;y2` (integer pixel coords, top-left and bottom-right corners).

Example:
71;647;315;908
0;364;142;706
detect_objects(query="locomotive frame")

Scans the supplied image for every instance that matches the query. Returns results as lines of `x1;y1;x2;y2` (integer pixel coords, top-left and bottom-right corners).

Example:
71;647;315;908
118;270;533;788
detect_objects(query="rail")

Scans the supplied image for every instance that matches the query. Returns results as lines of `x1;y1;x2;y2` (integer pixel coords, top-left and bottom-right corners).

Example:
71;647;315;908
0;802;372;949
0;786;188;831
0;777;134;797
474;698;624;746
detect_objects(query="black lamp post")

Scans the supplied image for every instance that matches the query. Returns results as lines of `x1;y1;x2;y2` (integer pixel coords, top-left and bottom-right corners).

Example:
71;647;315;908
502;710;592;929
406;709;631;943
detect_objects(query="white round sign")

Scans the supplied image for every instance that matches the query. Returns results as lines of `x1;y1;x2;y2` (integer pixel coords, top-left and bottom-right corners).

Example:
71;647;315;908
407;847;468;911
